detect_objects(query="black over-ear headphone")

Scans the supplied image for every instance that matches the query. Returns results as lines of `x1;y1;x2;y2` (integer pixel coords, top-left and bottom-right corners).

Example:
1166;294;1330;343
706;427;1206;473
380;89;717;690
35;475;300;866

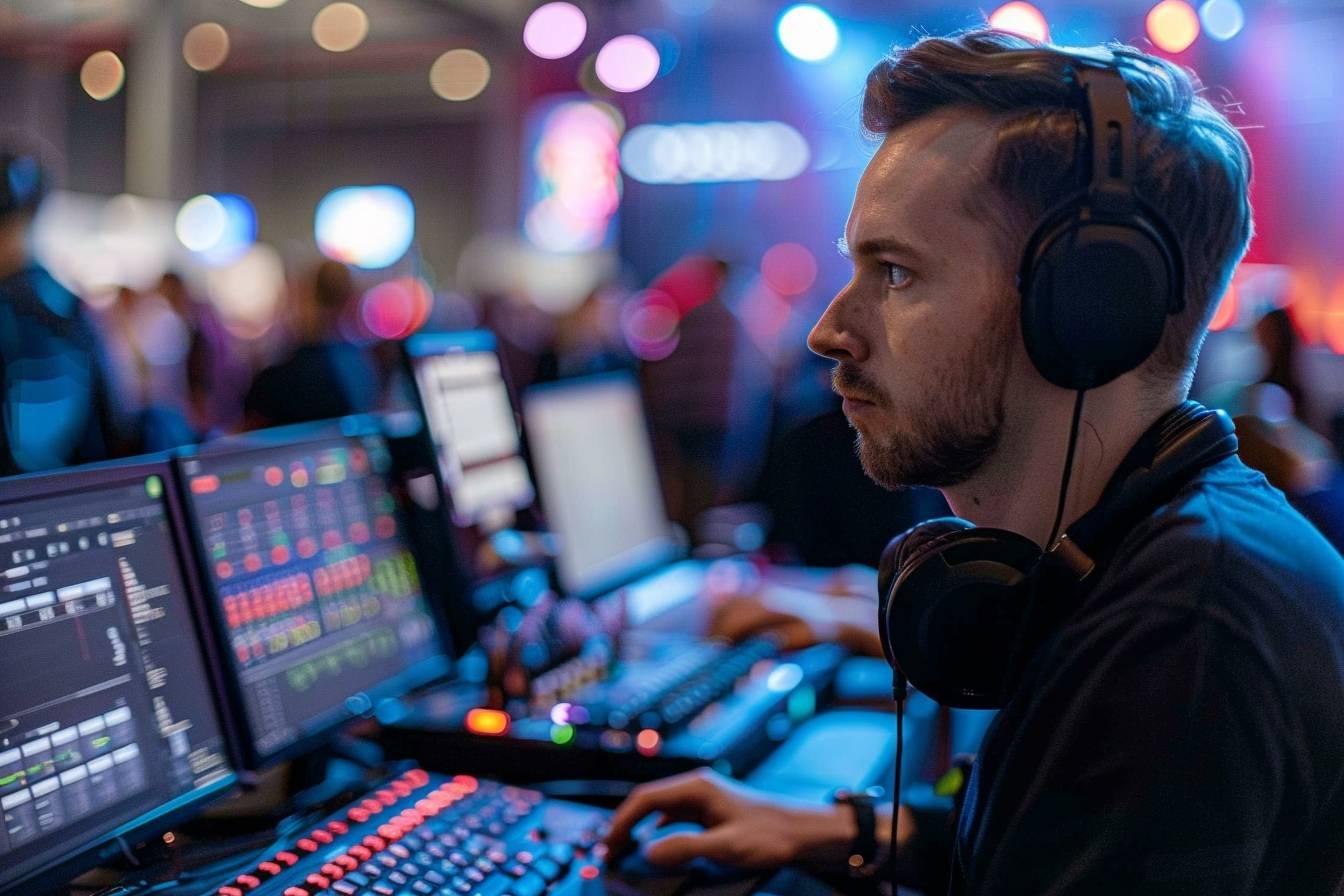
876;61;1206;709
1020;62;1184;391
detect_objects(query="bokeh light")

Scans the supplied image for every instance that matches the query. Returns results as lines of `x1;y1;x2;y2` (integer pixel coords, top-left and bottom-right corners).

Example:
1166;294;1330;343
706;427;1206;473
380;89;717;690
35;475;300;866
988;2;1050;43
777;5;839;63
1199;0;1245;41
621;121;810;184
81;51;125;101
595;35;660;93
238;0;287;7
639;28;681;78
621;290;681;361
313;2;369;53
360;277;433;340
430;49;491;101
205;244;285;340
524;101;624;253
523;2;587;60
761;243;818;296
183;23;230;72
315;185;415;269
175;193;256;264
1147;0;1201;53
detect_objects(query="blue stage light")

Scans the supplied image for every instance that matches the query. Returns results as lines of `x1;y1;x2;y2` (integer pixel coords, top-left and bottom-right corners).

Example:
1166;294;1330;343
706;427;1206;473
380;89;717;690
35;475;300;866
1200;0;1244;41
777;5;838;63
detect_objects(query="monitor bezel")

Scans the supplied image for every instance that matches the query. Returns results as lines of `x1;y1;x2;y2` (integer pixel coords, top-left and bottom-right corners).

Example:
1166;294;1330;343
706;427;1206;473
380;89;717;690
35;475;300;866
0;456;240;896
521;371;684;600
172;416;453;770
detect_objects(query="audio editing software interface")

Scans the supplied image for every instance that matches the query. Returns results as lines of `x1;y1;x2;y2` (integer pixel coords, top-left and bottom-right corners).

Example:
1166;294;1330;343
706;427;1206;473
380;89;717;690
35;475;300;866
180;434;446;759
0;474;232;868
412;347;535;531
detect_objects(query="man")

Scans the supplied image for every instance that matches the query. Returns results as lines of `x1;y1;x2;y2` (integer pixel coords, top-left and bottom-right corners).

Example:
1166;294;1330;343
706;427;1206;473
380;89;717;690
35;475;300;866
0;146;119;474
605;30;1344;895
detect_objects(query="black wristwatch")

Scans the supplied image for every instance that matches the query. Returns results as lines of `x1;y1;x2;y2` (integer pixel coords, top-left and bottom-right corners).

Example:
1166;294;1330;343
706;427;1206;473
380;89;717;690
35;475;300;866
832;786;885;878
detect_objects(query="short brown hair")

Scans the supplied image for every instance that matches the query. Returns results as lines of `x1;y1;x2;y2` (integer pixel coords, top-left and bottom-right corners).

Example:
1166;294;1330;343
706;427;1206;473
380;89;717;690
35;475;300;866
862;30;1254;387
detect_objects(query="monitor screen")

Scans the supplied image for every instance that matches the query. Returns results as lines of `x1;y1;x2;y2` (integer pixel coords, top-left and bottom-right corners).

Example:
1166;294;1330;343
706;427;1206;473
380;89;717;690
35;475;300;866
0;465;235;893
523;374;678;597
408;332;535;532
178;429;448;764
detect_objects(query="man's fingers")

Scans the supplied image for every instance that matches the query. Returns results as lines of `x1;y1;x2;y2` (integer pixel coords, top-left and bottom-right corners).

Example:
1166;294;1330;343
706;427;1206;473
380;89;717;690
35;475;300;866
605;773;714;854
642;828;739;868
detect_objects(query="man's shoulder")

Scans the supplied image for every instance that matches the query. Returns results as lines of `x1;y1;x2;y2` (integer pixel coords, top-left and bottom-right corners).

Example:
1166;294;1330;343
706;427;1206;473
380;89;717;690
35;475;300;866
1089;454;1344;653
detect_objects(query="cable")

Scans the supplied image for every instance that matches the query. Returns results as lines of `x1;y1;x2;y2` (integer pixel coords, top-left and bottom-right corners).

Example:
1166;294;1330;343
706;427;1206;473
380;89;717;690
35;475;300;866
889;688;905;880
1046;389;1088;551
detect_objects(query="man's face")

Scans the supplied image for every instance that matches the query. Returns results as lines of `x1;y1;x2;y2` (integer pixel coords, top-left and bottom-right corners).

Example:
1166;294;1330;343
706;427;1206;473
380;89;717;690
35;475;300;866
807;110;1026;490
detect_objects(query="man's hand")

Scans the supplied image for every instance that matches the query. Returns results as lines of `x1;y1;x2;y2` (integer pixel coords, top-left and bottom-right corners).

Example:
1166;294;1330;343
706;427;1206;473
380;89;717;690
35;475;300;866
708;584;884;656
604;769;859;870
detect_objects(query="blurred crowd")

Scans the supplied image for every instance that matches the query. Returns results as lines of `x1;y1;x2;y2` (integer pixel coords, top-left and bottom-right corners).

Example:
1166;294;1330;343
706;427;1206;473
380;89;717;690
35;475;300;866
2;146;1342;561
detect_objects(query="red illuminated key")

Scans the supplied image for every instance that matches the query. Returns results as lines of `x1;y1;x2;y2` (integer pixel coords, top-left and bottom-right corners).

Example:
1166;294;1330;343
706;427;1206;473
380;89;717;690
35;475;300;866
363;835;386;852
311;829;334;844
327;820;349;835
362;799;382;814
321;863;345;880
349;845;372;861
283;889;308;896
259;862;282;876
378;824;401;841
335;855;359;871
276;851;299;867
236;874;262;889
306;872;331;889
376;789;396;805
391;780;412;797
298;838;319;853
348;807;370;824
218;887;243;896
406;768;429;787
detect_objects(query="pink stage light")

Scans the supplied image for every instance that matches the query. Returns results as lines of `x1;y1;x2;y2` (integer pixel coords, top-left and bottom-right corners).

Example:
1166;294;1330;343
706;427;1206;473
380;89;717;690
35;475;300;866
1147;0;1201;53
988;2;1049;43
595;35;660;93
523;3;587;60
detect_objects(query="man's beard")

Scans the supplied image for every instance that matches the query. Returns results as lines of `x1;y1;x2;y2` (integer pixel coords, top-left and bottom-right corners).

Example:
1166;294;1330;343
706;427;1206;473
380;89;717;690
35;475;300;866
835;307;1013;490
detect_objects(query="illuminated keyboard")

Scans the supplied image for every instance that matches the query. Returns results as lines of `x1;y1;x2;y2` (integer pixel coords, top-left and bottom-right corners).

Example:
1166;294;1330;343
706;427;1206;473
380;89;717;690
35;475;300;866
207;767;609;896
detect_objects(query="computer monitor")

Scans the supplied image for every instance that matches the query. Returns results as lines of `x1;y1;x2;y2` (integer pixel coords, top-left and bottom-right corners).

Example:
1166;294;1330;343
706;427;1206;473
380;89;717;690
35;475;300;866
403;331;537;582
522;373;680;598
0;461;237;896
176;421;450;767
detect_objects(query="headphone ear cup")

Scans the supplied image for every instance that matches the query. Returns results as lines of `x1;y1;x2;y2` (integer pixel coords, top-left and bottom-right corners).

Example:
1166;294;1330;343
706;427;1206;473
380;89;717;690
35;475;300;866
877;518;975;667
882;527;1042;708
1020;209;1181;391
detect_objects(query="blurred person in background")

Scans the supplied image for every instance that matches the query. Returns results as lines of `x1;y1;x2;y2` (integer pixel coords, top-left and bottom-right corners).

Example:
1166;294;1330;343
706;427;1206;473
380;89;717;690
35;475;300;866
640;255;774;530
0;145;121;475
156;271;248;437
243;259;380;429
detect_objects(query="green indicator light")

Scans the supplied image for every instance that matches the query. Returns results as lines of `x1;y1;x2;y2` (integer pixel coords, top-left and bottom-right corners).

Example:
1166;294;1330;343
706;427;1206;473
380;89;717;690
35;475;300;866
145;475;163;499
550;724;575;746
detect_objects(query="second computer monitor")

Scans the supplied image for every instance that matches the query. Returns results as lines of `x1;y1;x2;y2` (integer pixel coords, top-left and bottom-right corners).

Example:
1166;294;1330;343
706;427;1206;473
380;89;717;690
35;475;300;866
523;373;679;598
176;423;450;766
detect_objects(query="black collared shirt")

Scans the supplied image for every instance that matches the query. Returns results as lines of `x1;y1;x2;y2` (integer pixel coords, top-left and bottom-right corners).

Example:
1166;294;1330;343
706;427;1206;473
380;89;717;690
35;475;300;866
948;451;1344;894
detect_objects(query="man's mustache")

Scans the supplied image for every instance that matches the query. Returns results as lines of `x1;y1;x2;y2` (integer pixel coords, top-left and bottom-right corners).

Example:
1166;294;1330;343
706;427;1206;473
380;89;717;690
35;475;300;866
832;364;887;407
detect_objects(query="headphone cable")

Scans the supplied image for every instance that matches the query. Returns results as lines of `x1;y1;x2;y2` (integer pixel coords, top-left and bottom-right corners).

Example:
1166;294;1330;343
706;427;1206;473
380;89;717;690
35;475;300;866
1046;389;1088;551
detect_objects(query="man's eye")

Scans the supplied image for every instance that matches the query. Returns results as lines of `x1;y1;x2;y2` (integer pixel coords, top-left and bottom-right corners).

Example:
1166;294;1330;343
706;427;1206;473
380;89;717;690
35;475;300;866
885;264;914;289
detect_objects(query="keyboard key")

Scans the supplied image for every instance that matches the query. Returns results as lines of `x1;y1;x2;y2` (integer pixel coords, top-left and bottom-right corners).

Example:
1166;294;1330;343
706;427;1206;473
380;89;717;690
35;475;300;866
372;885;396;896
344;872;370;887
546;844;574;868
411;882;434;895
532;859;562;882
386;871;408;887
507;873;547;896
398;863;421;877
332;883;358;896
424;870;447;886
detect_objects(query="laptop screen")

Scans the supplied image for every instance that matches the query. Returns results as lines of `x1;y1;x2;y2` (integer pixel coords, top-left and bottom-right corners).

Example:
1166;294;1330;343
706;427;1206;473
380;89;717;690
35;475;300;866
0;463;235;893
523;374;678;597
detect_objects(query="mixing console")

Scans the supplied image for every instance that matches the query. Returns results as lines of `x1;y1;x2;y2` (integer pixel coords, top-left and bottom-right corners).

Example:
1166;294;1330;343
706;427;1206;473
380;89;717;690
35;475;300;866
382;636;846;784
204;767;614;896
